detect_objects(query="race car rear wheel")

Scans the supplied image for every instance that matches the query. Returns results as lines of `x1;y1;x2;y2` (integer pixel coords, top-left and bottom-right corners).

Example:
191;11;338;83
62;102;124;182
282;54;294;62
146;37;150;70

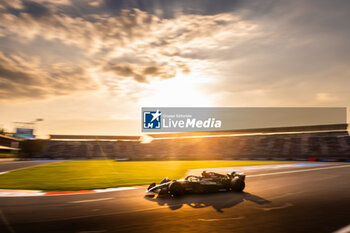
169;182;185;197
230;177;245;192
160;177;170;184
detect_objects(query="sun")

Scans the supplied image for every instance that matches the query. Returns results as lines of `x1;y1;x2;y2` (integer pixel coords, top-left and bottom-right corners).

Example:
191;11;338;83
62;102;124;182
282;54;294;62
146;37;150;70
139;73;214;107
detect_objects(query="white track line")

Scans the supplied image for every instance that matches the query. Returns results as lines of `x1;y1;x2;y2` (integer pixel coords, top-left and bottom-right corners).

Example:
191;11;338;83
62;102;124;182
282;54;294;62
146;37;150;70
0;161;61;175
247;164;350;178
94;187;137;193
198;216;245;222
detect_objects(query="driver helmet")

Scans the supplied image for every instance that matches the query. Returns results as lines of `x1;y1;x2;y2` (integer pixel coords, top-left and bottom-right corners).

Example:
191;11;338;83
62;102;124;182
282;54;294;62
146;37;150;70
202;170;209;177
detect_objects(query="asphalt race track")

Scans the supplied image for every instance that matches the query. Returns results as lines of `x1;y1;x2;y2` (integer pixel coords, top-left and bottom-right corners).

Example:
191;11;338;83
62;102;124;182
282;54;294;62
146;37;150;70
0;163;349;233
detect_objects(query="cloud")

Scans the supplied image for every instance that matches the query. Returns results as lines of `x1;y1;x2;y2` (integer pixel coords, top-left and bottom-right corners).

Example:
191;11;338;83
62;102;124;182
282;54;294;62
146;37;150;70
1;0;349;109
316;93;340;102
202;0;350;107
105;63;179;83
0;52;97;100
0;6;158;53
96;11;247;88
33;0;71;5
22;1;51;18
102;0;241;18
0;0;247;93
88;0;103;7
0;2;241;55
0;1;242;99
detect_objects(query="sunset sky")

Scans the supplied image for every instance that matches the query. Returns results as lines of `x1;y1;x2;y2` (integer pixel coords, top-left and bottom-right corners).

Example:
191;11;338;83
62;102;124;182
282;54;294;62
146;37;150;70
0;0;349;137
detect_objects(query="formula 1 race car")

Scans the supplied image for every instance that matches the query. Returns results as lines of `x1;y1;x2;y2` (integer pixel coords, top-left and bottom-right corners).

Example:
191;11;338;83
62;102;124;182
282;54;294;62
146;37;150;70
146;171;246;197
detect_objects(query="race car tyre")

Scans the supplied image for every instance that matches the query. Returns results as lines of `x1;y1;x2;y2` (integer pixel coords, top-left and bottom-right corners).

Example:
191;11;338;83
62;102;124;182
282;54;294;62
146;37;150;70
147;183;156;190
169;182;185;197
230;177;245;192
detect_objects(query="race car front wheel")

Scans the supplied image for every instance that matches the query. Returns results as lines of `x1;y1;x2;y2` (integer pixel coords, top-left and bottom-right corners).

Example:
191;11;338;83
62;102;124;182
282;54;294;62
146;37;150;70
169;182;185;197
147;183;156;190
230;177;245;192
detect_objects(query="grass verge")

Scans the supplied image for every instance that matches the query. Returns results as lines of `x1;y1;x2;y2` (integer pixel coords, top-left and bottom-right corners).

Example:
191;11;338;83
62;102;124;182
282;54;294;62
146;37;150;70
0;160;290;191
0;153;17;158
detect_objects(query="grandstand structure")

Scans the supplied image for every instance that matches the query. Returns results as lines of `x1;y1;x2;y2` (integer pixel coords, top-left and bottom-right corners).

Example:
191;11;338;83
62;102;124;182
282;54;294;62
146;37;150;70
23;124;350;160
0;134;21;153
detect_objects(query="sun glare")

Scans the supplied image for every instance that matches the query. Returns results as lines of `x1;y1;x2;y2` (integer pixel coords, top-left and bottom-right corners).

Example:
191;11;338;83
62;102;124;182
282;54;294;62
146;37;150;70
139;73;213;107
